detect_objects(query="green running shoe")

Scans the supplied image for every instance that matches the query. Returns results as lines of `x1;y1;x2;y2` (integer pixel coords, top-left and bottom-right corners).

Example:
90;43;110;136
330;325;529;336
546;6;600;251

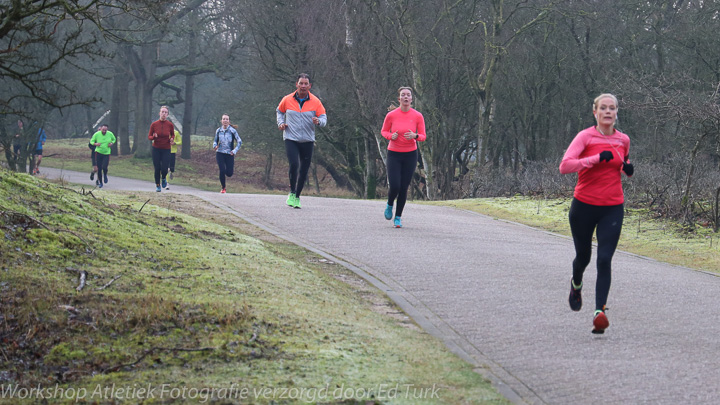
286;193;296;207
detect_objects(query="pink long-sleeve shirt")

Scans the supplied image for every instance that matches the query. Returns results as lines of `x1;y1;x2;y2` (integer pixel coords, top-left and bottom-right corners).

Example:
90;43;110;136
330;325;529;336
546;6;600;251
381;108;426;152
559;126;631;206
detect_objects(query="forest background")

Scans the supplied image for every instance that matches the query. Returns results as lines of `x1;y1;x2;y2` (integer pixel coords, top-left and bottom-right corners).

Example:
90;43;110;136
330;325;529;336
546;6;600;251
2;0;720;231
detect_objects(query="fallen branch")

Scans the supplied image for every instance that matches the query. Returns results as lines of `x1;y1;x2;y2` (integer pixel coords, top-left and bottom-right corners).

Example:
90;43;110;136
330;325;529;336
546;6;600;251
0;210;49;229
95;275;122;291
139;199;151;213
60;228;93;252
76;270;88;291
150;274;196;280
102;347;215;374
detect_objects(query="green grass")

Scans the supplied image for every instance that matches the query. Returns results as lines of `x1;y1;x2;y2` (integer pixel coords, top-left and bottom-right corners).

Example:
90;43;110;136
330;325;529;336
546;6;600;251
430;197;720;273
0;171;507;404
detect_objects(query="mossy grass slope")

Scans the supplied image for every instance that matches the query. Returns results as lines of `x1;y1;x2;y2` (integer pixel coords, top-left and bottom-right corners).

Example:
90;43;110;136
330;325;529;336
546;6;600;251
0;171;507;404
433;197;720;273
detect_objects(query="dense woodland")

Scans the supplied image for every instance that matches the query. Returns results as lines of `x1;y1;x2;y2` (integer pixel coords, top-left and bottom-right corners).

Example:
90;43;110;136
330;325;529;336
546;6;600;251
2;0;720;229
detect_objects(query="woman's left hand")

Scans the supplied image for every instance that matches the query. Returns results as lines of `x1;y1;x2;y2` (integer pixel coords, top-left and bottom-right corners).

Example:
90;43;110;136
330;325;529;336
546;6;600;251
403;131;416;140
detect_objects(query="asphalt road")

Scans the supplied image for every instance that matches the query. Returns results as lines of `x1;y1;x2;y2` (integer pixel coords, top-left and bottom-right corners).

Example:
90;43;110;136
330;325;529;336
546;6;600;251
41;168;720;404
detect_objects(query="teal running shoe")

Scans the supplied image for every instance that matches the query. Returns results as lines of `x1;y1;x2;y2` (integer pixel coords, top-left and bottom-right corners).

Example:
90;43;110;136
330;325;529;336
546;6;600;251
384;204;393;220
156;185;162;192
393;216;402;228
161;178;167;188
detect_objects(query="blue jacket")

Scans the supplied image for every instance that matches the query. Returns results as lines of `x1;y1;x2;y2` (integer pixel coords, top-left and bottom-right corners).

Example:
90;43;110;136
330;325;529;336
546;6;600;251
35;128;46;150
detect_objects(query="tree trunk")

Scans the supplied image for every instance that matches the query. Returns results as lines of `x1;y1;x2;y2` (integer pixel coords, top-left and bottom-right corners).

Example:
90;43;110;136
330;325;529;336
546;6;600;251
681;132;709;223
263;152;273;189
181;11;198;160
127;44;157;158
364;135;377;199
111;46;132;156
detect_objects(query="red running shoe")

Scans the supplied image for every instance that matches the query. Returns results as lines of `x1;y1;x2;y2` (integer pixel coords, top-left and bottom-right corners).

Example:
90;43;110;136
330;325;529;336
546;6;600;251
592;308;609;334
221;188;226;194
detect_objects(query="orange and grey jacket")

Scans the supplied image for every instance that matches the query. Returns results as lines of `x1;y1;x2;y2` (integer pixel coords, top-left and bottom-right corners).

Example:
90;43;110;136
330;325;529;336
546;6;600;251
276;91;327;143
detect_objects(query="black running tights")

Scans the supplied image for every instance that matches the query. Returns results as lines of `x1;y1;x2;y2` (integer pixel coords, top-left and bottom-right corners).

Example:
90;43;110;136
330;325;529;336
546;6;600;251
152;147;170;186
95;153;109;177
569;198;624;311
216;152;235;189
285;140;314;198
386;149;418;218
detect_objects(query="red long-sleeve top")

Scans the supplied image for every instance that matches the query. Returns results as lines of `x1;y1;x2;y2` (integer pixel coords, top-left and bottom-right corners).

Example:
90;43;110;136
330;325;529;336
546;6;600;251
148;119;175;149
381;108;426;152
559;126;631;206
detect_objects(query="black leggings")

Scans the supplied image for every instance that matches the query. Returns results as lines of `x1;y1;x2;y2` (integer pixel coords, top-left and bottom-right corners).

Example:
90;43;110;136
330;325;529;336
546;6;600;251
569;198;624;311
216;152;235;189
95;153;109;176
386;149;418;218
169;152;176;173
285;140;314;198
152;147;170;185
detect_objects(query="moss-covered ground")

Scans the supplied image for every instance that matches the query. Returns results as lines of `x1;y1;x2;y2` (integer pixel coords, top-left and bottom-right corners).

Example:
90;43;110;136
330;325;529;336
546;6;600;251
0;171;507;404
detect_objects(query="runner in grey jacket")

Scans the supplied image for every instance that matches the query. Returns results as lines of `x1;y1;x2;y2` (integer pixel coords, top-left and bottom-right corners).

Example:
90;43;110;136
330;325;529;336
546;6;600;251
276;73;327;208
213;114;242;193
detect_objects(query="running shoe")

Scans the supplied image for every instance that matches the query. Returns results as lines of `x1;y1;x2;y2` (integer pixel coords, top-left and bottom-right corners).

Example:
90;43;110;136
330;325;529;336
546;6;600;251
98;182;103;189
161;179;167;188
592;307;609;334
90;172;95;181
569;279;582;311
384;204;393;220
156;185;162;192
393;216;402;228
293;196;301;209
221;188;226;194
286;193;296;207
104;174;108;184
169;172;174;180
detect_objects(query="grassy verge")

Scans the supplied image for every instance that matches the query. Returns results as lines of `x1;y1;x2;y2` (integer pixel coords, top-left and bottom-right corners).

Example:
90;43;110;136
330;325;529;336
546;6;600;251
0;171;506;404
430;197;720;273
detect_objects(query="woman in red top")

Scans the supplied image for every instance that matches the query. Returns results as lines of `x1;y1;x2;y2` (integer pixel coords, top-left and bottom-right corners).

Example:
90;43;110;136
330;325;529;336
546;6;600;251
380;87;426;228
560;93;634;334
147;105;175;192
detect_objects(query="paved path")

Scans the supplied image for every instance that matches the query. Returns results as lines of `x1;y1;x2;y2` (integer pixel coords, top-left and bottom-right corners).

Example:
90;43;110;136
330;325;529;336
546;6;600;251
42;168;720;404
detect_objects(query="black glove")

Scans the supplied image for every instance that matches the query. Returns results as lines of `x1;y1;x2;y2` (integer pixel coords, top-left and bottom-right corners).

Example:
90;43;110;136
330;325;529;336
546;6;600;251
622;162;634;176
599;151;614;163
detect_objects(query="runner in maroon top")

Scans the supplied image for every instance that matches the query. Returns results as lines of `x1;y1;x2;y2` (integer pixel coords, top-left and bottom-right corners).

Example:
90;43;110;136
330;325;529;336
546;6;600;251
148;106;175;192
559;93;634;334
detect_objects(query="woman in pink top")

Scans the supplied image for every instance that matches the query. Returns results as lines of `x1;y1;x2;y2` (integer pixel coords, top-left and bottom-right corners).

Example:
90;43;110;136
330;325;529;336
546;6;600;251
560;93;634;334
381;87;427;228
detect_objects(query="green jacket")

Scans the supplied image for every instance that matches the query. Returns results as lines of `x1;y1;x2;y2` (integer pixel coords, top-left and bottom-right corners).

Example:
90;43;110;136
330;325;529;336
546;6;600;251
90;131;116;155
